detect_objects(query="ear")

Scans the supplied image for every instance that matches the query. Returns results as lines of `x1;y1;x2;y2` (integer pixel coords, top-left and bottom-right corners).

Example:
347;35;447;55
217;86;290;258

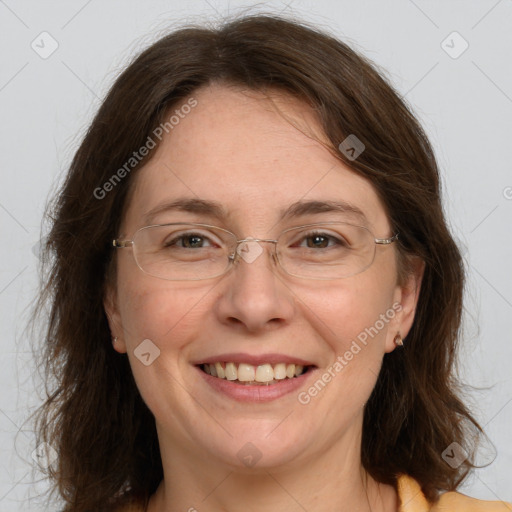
385;256;425;353
103;281;127;354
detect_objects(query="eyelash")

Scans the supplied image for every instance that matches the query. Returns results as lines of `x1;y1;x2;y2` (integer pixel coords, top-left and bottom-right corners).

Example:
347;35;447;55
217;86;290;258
163;231;346;249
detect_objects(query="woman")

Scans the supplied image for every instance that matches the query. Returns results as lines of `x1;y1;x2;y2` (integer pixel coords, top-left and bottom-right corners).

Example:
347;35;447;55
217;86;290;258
34;13;512;512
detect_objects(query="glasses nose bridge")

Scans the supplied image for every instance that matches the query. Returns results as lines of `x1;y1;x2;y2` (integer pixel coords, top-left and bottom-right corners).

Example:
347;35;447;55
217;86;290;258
237;237;278;245
229;237;279;266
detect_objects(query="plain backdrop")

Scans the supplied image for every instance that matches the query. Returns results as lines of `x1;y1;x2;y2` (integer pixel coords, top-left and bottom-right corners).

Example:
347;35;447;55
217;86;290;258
0;0;511;510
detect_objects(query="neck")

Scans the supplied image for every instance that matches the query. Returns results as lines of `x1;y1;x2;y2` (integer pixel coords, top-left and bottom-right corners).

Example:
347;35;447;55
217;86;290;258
148;422;397;512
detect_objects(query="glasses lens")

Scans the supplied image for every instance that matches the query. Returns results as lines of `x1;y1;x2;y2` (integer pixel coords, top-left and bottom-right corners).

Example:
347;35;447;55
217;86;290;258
132;224;235;280
277;223;375;279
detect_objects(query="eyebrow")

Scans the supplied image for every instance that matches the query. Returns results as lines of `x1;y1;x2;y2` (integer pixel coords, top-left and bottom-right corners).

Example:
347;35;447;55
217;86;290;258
142;197;368;226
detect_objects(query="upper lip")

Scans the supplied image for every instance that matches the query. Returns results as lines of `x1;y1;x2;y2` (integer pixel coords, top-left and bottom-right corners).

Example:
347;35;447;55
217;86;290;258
192;353;317;367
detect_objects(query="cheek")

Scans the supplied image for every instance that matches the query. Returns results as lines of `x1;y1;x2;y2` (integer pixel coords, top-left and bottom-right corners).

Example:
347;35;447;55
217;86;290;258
296;280;396;419
115;278;211;416
117;275;213;351
305;271;396;353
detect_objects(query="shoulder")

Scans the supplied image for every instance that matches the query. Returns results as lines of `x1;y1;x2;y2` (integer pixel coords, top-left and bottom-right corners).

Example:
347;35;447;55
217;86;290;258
397;474;512;512
433;489;512;511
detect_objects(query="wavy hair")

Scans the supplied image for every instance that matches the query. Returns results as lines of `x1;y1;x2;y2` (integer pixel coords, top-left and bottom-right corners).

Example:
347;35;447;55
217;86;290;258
33;13;482;511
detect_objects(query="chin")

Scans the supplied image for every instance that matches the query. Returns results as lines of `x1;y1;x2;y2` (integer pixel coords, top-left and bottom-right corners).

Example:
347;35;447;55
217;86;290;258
196;419;315;471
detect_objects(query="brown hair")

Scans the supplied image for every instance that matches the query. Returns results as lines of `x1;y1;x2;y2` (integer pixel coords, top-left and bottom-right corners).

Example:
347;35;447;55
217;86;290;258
33;13;483;511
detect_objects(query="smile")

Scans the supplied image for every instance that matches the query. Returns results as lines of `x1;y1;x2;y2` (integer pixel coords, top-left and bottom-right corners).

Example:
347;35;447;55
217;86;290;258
199;362;311;385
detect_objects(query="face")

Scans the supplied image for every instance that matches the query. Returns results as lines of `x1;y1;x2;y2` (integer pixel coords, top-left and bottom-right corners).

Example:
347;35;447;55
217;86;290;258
105;83;422;472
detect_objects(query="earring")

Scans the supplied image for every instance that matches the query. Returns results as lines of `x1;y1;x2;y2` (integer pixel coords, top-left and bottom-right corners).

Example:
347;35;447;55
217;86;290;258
112;336;118;345
394;332;403;347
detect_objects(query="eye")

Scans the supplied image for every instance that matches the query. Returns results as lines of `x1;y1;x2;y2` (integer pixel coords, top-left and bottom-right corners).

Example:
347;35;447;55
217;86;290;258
163;232;217;249
298;231;347;249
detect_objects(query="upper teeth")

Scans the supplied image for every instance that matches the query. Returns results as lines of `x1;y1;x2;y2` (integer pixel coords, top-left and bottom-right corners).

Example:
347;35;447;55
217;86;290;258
202;362;305;382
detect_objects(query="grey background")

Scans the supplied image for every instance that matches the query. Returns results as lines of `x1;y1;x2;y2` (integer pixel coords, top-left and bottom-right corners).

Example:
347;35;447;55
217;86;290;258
0;0;511;510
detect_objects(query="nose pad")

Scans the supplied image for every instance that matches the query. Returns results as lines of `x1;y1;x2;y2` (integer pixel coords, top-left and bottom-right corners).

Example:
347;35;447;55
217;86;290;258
230;240;279;268
270;249;279;266
236;238;265;264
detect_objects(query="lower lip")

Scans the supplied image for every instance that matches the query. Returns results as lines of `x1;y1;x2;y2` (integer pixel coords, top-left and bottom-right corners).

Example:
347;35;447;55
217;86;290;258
195;366;315;402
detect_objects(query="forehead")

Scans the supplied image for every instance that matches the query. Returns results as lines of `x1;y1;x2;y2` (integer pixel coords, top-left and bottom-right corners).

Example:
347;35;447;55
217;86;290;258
122;84;389;236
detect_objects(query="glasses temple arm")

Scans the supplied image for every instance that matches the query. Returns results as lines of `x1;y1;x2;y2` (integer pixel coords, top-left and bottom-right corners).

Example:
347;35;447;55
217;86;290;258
112;239;134;248
374;233;399;245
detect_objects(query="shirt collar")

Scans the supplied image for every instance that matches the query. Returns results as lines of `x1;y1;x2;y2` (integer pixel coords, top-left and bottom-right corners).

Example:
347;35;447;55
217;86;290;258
397;474;431;512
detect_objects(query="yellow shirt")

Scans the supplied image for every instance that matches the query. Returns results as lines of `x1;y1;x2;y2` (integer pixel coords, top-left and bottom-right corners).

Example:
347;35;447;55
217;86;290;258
118;474;512;511
398;474;512;511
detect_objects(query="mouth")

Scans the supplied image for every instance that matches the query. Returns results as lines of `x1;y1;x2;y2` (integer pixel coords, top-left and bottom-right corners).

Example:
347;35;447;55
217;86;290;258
197;361;315;386
193;353;318;402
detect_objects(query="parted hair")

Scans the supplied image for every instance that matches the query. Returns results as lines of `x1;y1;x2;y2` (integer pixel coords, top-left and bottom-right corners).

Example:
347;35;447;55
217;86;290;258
33;13;482;511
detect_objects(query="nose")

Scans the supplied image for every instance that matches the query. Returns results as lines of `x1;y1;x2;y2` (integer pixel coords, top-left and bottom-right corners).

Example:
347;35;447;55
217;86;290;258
213;239;295;333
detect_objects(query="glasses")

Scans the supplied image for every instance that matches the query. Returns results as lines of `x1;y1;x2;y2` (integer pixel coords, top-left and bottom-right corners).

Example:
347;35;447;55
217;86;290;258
113;222;398;281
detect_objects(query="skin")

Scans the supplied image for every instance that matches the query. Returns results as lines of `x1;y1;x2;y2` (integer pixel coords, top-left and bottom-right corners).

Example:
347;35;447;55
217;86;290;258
105;83;424;512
